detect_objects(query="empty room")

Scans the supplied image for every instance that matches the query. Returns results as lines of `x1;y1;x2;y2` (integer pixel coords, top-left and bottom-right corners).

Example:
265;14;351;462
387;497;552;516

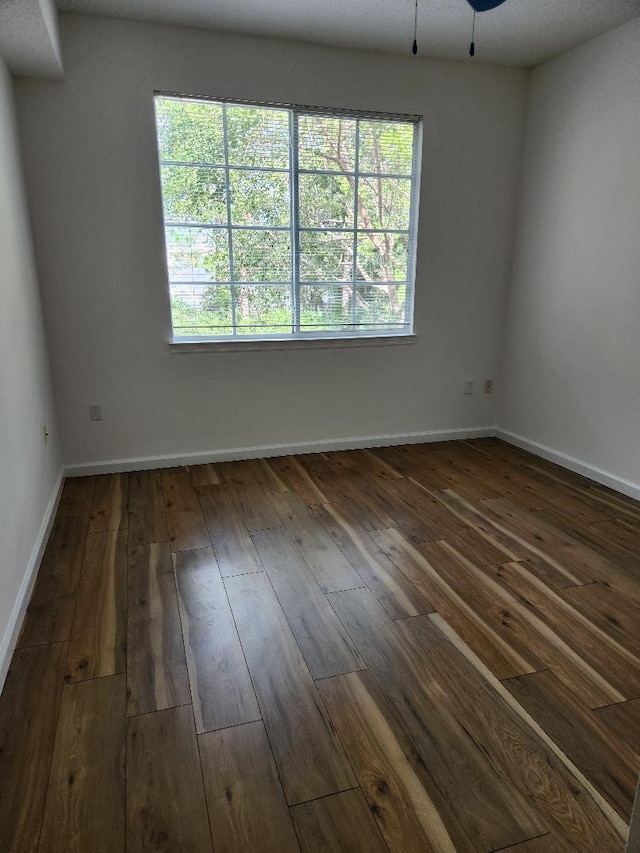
1;0;639;850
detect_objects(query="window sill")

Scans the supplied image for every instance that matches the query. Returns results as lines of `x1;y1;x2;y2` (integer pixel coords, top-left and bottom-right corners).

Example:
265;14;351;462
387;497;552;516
169;333;417;353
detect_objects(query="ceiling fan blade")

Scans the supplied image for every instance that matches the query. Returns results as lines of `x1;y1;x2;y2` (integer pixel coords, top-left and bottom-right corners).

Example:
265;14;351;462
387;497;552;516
466;0;508;11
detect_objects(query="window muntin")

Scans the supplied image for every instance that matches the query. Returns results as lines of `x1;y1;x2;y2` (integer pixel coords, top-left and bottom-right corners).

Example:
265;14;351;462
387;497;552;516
155;96;421;342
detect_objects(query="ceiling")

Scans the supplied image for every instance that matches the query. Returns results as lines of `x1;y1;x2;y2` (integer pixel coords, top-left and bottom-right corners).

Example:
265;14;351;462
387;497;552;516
54;0;640;68
2;0;639;78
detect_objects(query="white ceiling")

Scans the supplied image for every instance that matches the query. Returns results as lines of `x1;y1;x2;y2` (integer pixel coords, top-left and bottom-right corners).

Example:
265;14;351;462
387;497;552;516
55;0;640;68
2;0;639;77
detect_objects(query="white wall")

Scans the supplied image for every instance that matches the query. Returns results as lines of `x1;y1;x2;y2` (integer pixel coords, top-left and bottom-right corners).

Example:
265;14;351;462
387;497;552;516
499;17;640;490
15;14;527;469
0;57;62;685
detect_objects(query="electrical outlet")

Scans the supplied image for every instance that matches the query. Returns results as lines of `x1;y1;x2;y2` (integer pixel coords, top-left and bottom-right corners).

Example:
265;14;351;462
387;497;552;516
464;380;474;395
42;424;49;445
89;404;102;421
484;379;494;394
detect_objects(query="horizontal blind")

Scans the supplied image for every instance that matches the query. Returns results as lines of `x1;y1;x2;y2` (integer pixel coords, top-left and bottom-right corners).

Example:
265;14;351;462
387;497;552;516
155;95;421;341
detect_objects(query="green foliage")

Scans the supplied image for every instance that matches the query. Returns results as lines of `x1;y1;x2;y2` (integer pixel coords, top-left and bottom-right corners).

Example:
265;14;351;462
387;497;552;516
156;99;224;164
156;97;415;337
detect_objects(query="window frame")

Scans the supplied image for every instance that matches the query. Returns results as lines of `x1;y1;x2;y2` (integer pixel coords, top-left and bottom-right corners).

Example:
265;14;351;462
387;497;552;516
155;92;423;347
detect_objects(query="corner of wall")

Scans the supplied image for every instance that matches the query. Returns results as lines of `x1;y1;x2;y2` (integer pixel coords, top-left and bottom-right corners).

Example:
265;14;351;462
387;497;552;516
493;65;534;425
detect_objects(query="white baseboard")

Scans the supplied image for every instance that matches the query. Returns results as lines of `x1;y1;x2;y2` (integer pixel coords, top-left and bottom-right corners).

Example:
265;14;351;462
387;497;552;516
496;428;640;502
64;426;496;477
0;468;65;693
58;424;640;498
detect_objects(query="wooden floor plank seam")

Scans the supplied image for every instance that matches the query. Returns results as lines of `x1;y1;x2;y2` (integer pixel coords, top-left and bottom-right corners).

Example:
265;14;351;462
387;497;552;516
192;708;218;853
489;832;552;852
497;667;551;680
284;784;363;807
594;697;640;711
120;702;194;721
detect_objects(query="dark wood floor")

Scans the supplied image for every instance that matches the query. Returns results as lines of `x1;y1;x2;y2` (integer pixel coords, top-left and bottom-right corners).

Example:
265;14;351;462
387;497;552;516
1;438;639;852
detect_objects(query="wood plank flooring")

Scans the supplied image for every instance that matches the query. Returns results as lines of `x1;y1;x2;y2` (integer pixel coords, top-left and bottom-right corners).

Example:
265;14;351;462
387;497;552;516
1;438;639;851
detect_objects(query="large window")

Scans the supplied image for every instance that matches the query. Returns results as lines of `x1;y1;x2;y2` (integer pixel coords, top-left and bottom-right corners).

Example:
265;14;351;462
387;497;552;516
155;95;421;343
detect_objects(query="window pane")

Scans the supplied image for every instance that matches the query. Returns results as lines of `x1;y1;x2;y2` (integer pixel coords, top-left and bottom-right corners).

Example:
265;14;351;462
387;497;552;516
356;232;409;282
226;106;290;168
357;177;411;231
358;120;414;175
298;115;356;172
299;230;354;281
232;229;291;282
161;166;227;224
234;284;293;334
354;283;408;329
165;226;229;282
170;284;232;336
230;170;290;227
155;97;419;341
156;98;224;164
299;284;354;331
298;173;354;229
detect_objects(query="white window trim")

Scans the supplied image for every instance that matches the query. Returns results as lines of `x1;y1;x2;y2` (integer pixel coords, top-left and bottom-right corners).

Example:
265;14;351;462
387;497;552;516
156;93;423;345
168;332;417;353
